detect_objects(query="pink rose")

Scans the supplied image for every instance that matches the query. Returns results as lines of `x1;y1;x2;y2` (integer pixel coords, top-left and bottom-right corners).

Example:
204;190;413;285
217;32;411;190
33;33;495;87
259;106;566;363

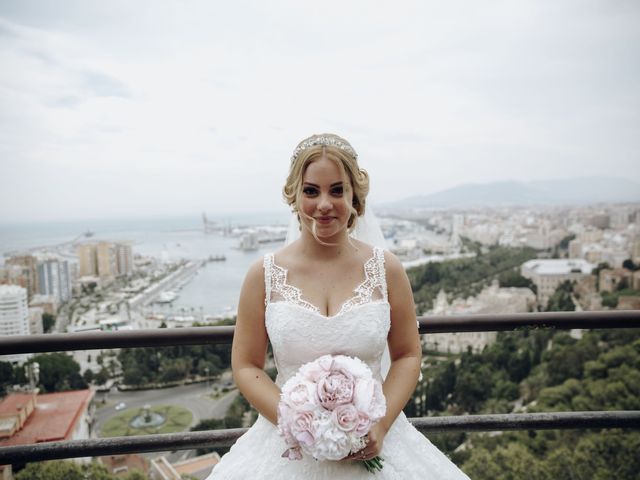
299;355;333;382
332;355;369;378
290;410;316;447
332;404;360;432
354;411;372;436
316;367;355;410
282;380;318;411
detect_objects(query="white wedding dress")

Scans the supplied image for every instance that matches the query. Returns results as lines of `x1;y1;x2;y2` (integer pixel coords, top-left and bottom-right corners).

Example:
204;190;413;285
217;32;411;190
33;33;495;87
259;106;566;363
207;247;471;479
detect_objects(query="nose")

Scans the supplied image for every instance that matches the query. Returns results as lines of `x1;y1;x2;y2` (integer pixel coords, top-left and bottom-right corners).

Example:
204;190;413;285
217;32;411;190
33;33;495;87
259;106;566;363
318;193;332;213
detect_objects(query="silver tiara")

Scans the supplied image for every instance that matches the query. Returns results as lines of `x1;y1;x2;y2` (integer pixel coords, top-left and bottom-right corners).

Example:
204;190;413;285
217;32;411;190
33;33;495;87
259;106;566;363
290;134;358;164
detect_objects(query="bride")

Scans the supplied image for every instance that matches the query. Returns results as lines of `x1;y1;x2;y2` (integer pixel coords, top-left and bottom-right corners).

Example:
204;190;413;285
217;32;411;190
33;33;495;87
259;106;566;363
207;134;470;479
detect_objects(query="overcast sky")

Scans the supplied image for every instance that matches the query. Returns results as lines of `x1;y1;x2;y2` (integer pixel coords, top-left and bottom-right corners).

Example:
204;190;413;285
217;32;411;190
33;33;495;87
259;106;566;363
1;0;639;223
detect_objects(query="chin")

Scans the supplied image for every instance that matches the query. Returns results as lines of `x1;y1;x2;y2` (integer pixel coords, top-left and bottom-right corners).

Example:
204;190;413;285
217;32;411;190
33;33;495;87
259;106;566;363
315;226;347;241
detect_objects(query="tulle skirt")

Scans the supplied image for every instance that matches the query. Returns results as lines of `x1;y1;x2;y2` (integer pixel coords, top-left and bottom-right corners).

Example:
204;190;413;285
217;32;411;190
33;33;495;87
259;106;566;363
206;412;471;479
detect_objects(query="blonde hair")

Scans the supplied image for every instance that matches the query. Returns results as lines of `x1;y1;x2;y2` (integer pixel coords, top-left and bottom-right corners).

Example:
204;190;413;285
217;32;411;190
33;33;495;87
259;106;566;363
283;134;369;241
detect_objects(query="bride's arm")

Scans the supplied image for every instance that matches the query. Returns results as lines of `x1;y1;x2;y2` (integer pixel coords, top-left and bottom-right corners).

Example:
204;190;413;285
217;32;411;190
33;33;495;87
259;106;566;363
380;250;422;430
231;259;280;425
351;250;421;459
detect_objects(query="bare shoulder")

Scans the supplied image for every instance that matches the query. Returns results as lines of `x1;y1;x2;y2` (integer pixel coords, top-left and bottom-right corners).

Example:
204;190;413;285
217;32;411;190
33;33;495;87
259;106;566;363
245;256;266;282
237;257;267;320
382;249;405;278
240;257;267;299
382;249;413;307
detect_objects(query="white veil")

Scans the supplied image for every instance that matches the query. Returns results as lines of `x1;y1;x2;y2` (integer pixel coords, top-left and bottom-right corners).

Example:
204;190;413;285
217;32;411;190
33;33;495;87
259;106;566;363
284;206;392;379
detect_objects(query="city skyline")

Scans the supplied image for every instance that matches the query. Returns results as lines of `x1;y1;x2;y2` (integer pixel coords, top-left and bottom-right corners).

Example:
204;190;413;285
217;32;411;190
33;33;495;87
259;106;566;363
1;1;639;222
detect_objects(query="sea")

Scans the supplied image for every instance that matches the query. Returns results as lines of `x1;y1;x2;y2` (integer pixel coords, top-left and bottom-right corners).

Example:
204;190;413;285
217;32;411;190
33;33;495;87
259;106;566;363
0;212;291;318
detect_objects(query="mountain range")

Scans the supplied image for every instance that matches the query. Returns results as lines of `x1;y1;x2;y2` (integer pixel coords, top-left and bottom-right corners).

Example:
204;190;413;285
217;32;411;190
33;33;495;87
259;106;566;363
385;177;640;209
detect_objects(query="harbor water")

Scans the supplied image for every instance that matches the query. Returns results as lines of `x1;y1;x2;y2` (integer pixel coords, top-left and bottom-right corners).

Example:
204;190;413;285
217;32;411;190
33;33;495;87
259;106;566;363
0;212;290;319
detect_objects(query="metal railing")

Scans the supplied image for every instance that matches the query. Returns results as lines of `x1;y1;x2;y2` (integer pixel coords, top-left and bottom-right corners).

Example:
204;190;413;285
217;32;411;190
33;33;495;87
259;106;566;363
3;310;638;355
1;310;639;464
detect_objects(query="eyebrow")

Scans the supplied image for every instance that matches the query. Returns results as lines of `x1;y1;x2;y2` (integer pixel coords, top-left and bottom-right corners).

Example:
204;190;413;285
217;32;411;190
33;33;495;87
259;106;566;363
303;182;344;188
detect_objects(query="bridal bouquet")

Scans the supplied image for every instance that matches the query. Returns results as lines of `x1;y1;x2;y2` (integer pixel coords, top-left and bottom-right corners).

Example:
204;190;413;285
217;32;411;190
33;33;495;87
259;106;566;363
277;354;386;473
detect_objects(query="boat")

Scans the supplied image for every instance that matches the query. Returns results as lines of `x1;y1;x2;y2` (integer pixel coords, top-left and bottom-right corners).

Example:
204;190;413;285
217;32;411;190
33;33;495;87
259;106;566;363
208;254;226;262
155;291;178;303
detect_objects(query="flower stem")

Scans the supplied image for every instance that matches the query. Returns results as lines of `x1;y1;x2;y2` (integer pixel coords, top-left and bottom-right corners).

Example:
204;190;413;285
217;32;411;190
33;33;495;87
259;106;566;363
362;455;384;473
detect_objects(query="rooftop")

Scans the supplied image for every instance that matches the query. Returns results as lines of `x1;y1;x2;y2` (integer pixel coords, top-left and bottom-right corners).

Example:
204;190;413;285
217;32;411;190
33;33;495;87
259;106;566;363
0;392;35;417
0;389;94;447
0;285;27;297
173;452;220;479
522;258;595;275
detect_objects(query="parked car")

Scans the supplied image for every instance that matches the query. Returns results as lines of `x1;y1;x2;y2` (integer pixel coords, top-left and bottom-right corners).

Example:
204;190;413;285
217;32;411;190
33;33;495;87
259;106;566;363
115;402;126;411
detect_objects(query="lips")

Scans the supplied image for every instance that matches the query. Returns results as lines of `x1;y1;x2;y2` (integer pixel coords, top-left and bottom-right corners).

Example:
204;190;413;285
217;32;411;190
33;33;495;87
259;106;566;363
315;216;335;224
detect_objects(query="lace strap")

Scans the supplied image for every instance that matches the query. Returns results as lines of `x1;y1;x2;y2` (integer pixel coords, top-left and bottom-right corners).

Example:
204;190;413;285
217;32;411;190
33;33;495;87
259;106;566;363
337;247;388;315
374;247;388;301
263;254;273;307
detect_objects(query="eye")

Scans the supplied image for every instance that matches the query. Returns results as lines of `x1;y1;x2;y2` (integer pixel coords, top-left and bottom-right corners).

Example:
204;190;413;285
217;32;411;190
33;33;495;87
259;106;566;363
330;185;344;197
303;186;318;196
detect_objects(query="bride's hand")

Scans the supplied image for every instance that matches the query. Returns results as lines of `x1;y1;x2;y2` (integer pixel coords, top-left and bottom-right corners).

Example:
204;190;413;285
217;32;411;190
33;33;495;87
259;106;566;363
343;422;387;461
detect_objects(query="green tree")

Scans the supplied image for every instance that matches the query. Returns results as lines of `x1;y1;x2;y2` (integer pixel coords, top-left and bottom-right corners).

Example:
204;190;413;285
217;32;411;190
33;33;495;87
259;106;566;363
407;245;537;312
25;353;86;392
94;368;109;385
191;417;237;456
616;278;630;291
0;361;14;396
16;461;84;480
558;233;576;251
42;313;56;333
81;462;116;480
424;361;456;412
118;342;231;386
545;280;575;312
542;333;599;386
464;443;547;480
601;291;619;308
83;369;95;384
497;270;537;293
123;471;148;480
453;361;493;413
16;461;146;480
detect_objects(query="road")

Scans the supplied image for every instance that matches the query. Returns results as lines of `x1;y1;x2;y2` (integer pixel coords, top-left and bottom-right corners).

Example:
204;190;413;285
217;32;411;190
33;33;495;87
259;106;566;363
94;382;238;434
93;381;239;463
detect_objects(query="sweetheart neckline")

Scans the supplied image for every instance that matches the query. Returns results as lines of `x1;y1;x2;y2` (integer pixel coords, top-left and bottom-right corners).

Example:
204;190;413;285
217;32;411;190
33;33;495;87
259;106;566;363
269;248;381;318
266;299;391;321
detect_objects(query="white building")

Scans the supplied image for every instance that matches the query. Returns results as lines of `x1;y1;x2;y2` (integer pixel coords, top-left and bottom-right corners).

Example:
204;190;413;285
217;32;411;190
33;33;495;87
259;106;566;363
115;243;133;276
81;242;134;278
0;285;30;363
521;258;595;308
422;285;536;354
36;255;71;303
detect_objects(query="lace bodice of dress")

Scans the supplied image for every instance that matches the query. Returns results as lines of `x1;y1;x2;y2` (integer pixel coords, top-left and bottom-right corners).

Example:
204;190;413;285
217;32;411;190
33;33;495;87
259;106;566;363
264;247;391;388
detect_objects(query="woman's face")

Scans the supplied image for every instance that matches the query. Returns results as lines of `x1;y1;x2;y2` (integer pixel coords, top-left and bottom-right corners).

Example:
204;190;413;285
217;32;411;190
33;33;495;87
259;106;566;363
299;155;353;241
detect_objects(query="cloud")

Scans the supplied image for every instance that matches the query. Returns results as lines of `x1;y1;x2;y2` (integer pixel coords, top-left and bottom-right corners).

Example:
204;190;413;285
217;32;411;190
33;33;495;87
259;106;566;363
81;70;130;99
0;1;639;222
